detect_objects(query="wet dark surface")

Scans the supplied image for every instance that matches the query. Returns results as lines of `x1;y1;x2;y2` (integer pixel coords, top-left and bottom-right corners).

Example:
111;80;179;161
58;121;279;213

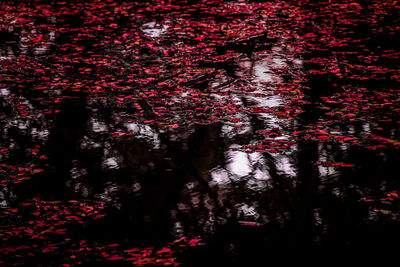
1;0;400;265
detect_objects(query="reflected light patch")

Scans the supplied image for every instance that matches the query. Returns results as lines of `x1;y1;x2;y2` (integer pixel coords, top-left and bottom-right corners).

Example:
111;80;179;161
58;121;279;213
226;147;251;177
210;167;230;185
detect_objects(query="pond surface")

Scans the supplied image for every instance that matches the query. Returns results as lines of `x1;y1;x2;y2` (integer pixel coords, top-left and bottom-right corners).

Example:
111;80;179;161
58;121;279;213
1;0;400;265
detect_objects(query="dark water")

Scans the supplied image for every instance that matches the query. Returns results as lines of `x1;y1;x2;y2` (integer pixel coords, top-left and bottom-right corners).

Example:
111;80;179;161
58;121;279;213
1;0;400;265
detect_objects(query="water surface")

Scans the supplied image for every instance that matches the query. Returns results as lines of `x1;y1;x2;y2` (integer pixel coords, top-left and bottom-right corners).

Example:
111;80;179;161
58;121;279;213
1;0;400;265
